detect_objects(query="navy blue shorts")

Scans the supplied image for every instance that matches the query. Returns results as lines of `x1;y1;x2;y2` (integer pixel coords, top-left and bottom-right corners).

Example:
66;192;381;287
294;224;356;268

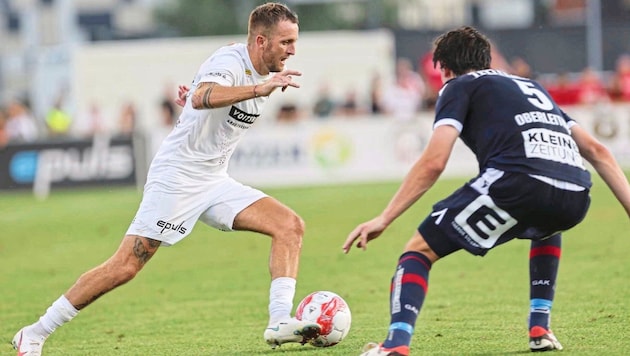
419;169;590;257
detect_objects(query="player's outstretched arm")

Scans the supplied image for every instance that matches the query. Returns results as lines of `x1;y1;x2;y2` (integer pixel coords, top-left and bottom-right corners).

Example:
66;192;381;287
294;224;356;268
190;69;301;110
342;215;389;253
342;125;459;254
256;69;302;95
572;124;630;218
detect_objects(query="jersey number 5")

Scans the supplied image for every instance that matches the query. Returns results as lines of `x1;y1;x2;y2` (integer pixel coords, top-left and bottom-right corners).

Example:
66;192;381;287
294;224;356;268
513;79;554;111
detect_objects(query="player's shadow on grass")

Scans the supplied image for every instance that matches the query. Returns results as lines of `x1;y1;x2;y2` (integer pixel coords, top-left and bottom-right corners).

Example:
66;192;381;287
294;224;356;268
256;344;346;354
253;345;535;355
464;350;531;355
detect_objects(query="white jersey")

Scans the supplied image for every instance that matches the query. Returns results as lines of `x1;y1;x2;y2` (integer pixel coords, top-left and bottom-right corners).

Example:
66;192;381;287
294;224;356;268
146;43;271;192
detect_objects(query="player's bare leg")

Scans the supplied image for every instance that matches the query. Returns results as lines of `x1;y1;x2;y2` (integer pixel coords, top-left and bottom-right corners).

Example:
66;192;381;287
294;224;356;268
403;232;441;263
234;197;303;280
233;197;321;347
13;235;160;355
65;234;161;308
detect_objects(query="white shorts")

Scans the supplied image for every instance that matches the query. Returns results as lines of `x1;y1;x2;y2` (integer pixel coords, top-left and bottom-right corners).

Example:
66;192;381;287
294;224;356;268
126;177;267;246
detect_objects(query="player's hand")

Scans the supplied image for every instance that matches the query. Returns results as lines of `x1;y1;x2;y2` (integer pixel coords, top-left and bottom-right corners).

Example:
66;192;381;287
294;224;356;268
342;216;388;254
257;69;302;96
175;85;190;107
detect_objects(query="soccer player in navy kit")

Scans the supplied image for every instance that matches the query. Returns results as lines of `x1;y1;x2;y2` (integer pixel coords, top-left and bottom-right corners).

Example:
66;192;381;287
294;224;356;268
343;26;630;355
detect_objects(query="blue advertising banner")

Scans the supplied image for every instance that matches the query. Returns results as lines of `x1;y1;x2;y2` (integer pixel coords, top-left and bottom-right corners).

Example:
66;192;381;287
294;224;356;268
0;135;136;192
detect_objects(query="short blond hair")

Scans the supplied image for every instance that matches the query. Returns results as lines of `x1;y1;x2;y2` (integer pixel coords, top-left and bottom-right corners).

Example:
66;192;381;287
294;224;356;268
248;2;298;42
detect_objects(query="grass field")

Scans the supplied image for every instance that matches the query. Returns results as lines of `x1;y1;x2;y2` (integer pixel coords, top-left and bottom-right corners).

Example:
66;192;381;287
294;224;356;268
1;176;628;355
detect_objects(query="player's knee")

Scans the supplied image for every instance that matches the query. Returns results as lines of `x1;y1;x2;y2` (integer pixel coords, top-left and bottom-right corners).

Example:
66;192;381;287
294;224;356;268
117;264;140;283
276;213;305;246
287;213;305;239
104;259;141;285
405;232;440;263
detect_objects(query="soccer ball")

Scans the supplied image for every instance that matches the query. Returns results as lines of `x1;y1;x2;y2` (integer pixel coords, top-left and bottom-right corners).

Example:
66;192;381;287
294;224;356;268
295;290;352;347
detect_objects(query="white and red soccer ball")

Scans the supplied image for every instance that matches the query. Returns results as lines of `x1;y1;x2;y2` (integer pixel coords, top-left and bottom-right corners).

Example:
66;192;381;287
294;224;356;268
295;290;352;347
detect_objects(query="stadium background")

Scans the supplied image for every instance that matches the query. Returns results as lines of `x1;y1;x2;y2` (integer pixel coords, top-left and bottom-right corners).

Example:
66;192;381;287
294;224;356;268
1;0;629;195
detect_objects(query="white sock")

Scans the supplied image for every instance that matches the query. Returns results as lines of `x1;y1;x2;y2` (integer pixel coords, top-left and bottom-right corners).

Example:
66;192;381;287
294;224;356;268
30;295;79;337
268;277;296;324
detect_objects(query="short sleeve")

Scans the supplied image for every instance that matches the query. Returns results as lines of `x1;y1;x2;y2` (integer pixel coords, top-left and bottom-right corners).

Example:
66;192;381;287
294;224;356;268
434;79;470;131
197;50;242;87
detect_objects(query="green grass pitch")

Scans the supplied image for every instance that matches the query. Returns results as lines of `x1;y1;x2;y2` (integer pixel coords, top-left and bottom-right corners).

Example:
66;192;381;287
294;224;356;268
1;175;628;355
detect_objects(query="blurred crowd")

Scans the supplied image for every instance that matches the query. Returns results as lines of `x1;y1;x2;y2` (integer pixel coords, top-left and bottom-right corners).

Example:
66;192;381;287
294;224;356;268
0;91;179;148
542;55;630;105
2;52;630;148
279;51;630;124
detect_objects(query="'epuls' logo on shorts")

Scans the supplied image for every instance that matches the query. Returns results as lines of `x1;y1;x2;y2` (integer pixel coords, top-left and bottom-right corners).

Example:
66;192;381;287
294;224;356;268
157;220;187;234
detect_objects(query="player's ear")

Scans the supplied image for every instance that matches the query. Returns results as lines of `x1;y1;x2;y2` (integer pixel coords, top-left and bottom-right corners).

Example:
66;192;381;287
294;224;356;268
256;34;266;48
440;67;454;83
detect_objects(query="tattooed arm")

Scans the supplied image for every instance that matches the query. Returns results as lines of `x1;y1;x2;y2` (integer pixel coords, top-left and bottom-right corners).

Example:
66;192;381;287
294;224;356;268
190;69;302;109
191;82;256;109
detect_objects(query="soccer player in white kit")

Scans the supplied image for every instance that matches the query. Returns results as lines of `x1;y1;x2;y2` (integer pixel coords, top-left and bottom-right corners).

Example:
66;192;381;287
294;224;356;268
12;3;321;355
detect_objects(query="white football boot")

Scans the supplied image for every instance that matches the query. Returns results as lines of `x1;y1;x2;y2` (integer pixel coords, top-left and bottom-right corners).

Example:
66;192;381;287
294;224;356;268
263;318;321;348
12;327;46;356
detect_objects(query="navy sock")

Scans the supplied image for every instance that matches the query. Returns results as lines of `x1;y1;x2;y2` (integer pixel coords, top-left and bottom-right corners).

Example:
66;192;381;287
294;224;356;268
382;251;432;349
529;233;561;330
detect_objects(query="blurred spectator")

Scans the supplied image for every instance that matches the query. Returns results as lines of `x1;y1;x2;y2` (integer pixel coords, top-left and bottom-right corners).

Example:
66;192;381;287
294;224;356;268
277;102;301;123
419;51;443;109
608;54;630;102
336;88;365;117
551;0;586;25
490;42;513;73
45;95;73;138
160;82;183;123
382;57;425;122
0;107;9;147
545;72;580;106
5;97;40;143
575;67;610;105
510;57;533;78
75;101;106;138
151;98;179;157
312;82;336;118
160;99;177;128
369;72;385;115
118;102;137;136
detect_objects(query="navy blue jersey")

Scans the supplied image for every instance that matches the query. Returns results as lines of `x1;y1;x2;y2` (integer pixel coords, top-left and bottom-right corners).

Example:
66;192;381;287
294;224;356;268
435;69;592;188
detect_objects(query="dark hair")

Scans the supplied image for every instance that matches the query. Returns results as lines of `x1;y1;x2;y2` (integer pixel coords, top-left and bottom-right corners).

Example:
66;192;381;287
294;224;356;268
432;26;491;76
248;2;298;39
161;99;175;117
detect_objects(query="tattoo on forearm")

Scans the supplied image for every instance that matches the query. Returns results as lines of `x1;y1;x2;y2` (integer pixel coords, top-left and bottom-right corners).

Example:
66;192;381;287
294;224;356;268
202;83;215;108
